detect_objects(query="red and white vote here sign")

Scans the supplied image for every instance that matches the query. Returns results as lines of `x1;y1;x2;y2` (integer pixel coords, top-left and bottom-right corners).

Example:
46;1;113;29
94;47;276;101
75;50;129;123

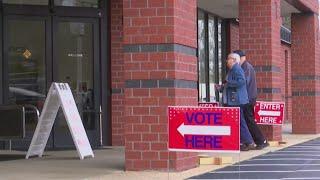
254;101;285;125
168;106;240;153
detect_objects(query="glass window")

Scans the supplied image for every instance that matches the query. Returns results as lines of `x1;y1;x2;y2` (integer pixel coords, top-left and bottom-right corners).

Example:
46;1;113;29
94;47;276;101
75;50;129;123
282;16;291;30
217;19;224;102
208;15;216;102
54;0;98;7
56;22;95;130
197;9;226;103
7;19;46;132
3;0;48;5
198;11;206;102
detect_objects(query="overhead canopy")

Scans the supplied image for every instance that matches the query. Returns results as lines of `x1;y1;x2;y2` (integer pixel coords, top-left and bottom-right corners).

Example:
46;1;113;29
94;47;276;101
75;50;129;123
197;0;300;18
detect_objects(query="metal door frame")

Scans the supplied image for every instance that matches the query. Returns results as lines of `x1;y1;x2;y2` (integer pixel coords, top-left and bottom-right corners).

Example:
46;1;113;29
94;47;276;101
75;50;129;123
52;16;100;148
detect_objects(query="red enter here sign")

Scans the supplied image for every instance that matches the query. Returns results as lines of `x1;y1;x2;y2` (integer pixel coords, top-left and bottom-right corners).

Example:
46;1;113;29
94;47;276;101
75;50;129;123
168;106;240;153
254;101;285;125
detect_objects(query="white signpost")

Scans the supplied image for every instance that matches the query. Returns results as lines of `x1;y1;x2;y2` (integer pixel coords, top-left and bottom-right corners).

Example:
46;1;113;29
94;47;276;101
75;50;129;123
26;83;94;160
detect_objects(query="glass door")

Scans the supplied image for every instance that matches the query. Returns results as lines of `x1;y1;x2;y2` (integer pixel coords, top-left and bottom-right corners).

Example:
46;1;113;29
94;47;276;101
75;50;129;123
3;15;53;149
2;0;103;150
52;17;100;148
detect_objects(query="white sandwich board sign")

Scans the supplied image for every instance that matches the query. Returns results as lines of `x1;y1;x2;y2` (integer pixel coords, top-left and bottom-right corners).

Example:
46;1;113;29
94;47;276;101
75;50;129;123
26;83;94;160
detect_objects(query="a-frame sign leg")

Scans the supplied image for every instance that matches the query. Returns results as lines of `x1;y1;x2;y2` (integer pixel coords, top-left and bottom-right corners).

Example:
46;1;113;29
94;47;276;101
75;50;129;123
26;84;60;159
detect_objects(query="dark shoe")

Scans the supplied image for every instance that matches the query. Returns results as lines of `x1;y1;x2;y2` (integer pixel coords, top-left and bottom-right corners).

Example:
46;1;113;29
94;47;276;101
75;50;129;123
247;143;256;150
255;141;269;150
240;143;255;151
240;144;249;151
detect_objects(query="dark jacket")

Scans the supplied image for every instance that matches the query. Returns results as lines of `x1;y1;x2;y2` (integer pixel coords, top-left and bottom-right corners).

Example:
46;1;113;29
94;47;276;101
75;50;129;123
225;63;249;106
241;61;257;104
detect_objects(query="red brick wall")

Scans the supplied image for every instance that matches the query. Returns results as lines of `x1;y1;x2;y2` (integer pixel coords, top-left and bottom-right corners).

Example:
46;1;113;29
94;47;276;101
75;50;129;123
228;19;293;124
111;0;124;146
229;21;239;53
281;43;292;123
291;13;320;133
228;22;293;126
239;0;283;141
227;22;239;53
173;0;197;47
123;0;196;47
123;0;198;171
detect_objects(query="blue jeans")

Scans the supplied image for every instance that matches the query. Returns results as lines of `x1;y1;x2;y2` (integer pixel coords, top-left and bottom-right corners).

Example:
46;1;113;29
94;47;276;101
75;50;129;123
240;107;254;144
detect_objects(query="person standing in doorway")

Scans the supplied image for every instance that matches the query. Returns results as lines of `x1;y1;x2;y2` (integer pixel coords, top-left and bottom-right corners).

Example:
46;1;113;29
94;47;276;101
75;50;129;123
233;50;269;150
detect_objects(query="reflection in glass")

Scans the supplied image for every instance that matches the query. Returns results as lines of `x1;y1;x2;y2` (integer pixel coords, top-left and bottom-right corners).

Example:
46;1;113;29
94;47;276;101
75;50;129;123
55;0;98;7
3;0;48;5
208;15;216;102
198;11;206;102
7;20;46;132
57;22;95;131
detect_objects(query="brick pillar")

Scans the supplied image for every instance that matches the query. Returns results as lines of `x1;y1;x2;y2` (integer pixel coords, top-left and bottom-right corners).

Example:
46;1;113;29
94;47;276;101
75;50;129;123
283;47;292;123
123;0;198;171
227;20;239;53
111;0;124;146
239;0;283;141
291;13;320;133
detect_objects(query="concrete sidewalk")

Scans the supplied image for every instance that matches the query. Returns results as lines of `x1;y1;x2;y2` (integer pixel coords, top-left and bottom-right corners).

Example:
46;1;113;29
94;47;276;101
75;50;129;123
0;124;319;180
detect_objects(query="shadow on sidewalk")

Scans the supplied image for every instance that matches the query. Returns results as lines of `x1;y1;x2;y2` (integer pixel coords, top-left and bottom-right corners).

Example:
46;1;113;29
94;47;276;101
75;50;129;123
0;154;25;161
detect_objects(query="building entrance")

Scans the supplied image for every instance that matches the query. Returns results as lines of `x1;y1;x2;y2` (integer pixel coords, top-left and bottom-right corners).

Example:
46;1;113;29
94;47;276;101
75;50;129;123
1;0;102;149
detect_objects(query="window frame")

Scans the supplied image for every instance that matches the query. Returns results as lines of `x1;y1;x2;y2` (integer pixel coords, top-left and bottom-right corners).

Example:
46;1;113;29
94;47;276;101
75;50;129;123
197;8;227;103
2;0;99;8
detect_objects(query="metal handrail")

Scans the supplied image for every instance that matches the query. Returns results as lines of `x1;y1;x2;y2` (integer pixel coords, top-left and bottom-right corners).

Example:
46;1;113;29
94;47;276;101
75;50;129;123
23;104;40;121
0;104;36;150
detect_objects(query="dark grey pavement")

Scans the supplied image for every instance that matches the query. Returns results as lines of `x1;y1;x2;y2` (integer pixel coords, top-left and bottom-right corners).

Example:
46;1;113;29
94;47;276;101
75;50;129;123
190;138;320;180
0;128;319;180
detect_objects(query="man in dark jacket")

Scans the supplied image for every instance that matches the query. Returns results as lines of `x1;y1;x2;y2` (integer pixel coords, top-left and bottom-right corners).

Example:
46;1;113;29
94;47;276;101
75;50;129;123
233;50;269;150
